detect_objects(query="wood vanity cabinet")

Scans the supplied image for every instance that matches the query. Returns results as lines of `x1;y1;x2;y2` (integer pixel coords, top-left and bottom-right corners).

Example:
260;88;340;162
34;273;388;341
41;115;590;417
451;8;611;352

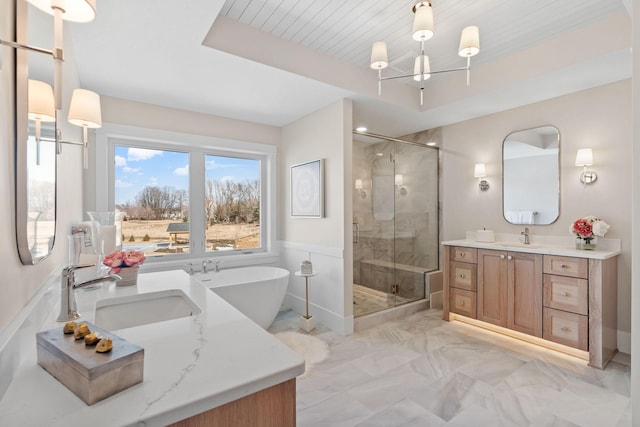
443;243;619;369
445;246;477;318
477;250;542;337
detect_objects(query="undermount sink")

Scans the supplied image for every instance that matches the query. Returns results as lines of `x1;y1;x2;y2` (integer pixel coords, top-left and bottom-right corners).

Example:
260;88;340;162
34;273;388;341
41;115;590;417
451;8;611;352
93;289;201;330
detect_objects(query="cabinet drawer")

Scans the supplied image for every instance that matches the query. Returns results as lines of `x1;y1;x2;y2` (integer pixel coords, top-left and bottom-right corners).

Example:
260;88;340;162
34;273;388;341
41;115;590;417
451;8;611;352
450;288;477;319
543;308;588;351
449;261;477;291
543;275;588;315
543;255;588;279
451;246;477;263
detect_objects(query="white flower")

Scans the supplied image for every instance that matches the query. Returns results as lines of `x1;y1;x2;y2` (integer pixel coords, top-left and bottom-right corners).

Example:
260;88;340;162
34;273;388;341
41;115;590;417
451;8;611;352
592;220;610;238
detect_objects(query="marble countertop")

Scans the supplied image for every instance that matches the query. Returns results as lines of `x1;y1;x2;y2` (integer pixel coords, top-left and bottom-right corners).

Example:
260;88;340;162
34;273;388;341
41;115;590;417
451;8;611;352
442;238;620;260
0;270;305;426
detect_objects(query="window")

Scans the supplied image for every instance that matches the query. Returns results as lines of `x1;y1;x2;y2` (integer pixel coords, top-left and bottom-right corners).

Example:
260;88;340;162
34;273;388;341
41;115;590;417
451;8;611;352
204;155;261;253
100;127;275;265
114;146;190;257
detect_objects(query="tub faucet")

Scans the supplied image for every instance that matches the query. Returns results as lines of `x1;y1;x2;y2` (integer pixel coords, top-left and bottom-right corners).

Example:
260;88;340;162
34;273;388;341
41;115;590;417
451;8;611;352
521;227;530;245
57;264;120;322
203;259;213;273
215;260;222;272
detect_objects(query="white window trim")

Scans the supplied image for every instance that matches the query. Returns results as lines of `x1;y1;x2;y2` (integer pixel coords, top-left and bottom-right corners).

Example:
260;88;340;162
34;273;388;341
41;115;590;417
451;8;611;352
92;123;278;271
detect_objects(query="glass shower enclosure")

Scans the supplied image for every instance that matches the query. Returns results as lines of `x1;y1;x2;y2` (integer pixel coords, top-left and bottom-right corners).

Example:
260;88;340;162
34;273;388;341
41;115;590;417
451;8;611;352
352;138;439;317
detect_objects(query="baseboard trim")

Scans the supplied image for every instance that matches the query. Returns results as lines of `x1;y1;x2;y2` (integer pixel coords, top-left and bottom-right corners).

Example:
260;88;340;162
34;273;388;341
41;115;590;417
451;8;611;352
284;293;353;335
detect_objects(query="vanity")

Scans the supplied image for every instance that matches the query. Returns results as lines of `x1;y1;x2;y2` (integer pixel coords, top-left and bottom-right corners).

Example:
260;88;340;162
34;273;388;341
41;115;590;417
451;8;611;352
443;234;620;369
0;270;304;426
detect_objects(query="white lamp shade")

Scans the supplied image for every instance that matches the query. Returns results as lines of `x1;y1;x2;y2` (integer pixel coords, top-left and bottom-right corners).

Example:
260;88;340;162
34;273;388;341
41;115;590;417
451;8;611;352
370;42;388;69
412;2;434;41
413;55;431;81
27;0;96;22
474;163;486;178
28;79;56;122
394;174;403;186
355;179;363;190
458;26;480;57
575;148;593;166
68;88;102;128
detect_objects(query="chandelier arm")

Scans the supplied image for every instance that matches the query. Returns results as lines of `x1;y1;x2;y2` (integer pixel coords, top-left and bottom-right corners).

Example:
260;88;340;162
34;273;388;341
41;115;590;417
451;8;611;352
0;39;54;56
379;65;469;82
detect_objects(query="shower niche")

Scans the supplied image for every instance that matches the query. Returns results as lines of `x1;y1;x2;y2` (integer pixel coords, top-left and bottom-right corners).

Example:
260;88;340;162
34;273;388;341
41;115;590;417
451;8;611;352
352;138;439;317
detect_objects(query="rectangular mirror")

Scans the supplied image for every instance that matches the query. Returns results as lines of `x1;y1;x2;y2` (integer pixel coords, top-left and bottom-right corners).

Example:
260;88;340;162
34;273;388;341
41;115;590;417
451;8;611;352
503;126;559;225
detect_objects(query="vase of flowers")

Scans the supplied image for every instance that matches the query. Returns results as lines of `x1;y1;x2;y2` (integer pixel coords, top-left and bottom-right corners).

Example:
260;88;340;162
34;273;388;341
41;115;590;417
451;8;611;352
570;216;610;250
103;250;146;286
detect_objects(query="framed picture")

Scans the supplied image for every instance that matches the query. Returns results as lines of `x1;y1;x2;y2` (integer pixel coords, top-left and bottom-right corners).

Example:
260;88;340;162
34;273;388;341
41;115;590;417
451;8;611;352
291;159;324;218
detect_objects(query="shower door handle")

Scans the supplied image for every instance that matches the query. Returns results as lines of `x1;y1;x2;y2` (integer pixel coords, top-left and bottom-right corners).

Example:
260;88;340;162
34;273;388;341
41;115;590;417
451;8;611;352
353;223;360;243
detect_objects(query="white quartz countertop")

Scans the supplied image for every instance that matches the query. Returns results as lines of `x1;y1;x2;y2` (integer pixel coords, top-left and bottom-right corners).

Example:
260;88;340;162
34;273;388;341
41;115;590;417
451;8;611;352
442;239;620;260
0;270;305;426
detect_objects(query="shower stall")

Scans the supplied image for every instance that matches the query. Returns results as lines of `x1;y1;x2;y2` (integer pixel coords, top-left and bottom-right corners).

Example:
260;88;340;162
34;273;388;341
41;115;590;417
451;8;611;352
352;136;439;317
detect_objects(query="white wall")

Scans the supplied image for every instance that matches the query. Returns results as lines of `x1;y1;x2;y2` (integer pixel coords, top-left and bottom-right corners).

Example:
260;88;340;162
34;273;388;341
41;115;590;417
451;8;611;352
442;80;632;346
279;99;354;334
0;1;84;335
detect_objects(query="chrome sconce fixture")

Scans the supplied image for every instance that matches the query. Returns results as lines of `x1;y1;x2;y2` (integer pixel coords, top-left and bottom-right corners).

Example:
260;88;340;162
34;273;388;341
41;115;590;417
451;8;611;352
395;174;407;195
575;148;597;184
2;0;102;169
474;163;489;191
355;179;367;198
370;2;480;106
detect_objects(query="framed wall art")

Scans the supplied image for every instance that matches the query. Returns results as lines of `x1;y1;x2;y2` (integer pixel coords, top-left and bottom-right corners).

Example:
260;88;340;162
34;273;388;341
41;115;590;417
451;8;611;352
290;159;324;218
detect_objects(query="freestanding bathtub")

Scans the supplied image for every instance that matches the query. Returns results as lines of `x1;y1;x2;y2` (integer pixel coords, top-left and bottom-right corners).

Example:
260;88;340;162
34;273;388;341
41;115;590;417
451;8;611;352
194;266;290;329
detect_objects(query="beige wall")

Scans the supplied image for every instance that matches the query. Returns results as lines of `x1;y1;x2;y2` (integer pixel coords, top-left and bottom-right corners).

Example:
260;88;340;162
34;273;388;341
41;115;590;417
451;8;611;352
279;99;351;247
279;99;354;329
441;80;632;338
0;0;85;334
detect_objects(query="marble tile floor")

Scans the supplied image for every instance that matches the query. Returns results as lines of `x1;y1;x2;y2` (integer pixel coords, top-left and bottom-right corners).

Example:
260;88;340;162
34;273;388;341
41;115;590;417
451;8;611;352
269;309;631;427
353;284;413;317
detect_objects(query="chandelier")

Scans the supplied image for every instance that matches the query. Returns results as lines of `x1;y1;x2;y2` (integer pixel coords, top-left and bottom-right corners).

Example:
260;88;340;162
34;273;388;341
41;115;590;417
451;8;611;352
370;1;480;105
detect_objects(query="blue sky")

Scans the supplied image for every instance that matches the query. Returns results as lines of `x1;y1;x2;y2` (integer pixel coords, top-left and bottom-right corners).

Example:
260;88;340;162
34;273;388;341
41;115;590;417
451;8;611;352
114;146;259;205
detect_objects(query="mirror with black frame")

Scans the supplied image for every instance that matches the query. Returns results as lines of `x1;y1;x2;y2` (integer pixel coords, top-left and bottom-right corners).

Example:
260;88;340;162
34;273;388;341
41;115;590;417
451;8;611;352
502;126;560;225
15;0;58;264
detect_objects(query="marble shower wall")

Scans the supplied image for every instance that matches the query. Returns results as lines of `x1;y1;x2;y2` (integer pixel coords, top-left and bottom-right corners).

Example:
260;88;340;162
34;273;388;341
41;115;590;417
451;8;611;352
352;137;439;299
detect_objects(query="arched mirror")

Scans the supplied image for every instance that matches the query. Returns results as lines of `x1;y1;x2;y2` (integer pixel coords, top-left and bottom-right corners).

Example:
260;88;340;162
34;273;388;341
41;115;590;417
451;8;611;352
15;0;58;264
503;126;560;225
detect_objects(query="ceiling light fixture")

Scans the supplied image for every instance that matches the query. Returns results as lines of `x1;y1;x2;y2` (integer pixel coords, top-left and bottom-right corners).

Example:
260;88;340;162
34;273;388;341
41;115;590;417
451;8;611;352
0;0;101;169
370;1;480;106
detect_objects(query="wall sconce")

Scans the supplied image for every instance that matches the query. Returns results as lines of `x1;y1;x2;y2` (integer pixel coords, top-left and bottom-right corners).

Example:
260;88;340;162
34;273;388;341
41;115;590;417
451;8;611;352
575;148;597;184
28;79;56;166
474;163;489;191
1;0;101;169
355;179;366;198
27;81;102;169
395;174;407;195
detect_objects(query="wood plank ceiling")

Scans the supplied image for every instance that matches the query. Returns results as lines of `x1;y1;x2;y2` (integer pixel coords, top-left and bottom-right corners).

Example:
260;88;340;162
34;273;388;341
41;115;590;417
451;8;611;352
221;0;626;79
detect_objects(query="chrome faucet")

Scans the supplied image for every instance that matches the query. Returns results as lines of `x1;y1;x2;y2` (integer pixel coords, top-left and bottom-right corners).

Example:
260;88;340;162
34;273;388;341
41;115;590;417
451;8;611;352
202;259;213;273
521;227;530;245
57;264;120;322
215;260;222;272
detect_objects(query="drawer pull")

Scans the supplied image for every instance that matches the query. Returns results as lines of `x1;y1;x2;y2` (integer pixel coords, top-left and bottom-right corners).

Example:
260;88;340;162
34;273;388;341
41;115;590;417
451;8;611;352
507;255;513;261
560;291;569;297
458;301;465;306
500;255;505;260
561;326;570;332
459;274;465;278
560;264;568;268
459;252;465;258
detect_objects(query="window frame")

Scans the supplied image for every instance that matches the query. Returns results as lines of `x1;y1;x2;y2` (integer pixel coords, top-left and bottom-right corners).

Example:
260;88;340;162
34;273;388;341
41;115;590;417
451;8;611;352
93;124;278;270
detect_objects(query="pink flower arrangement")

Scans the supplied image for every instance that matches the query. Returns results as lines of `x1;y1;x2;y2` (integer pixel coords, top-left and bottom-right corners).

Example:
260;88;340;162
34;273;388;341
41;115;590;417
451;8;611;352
103;249;146;274
570;216;610;243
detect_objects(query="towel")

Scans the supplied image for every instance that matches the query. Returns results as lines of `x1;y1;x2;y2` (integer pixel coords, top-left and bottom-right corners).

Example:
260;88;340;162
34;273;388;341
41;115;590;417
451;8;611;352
505;210;535;224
